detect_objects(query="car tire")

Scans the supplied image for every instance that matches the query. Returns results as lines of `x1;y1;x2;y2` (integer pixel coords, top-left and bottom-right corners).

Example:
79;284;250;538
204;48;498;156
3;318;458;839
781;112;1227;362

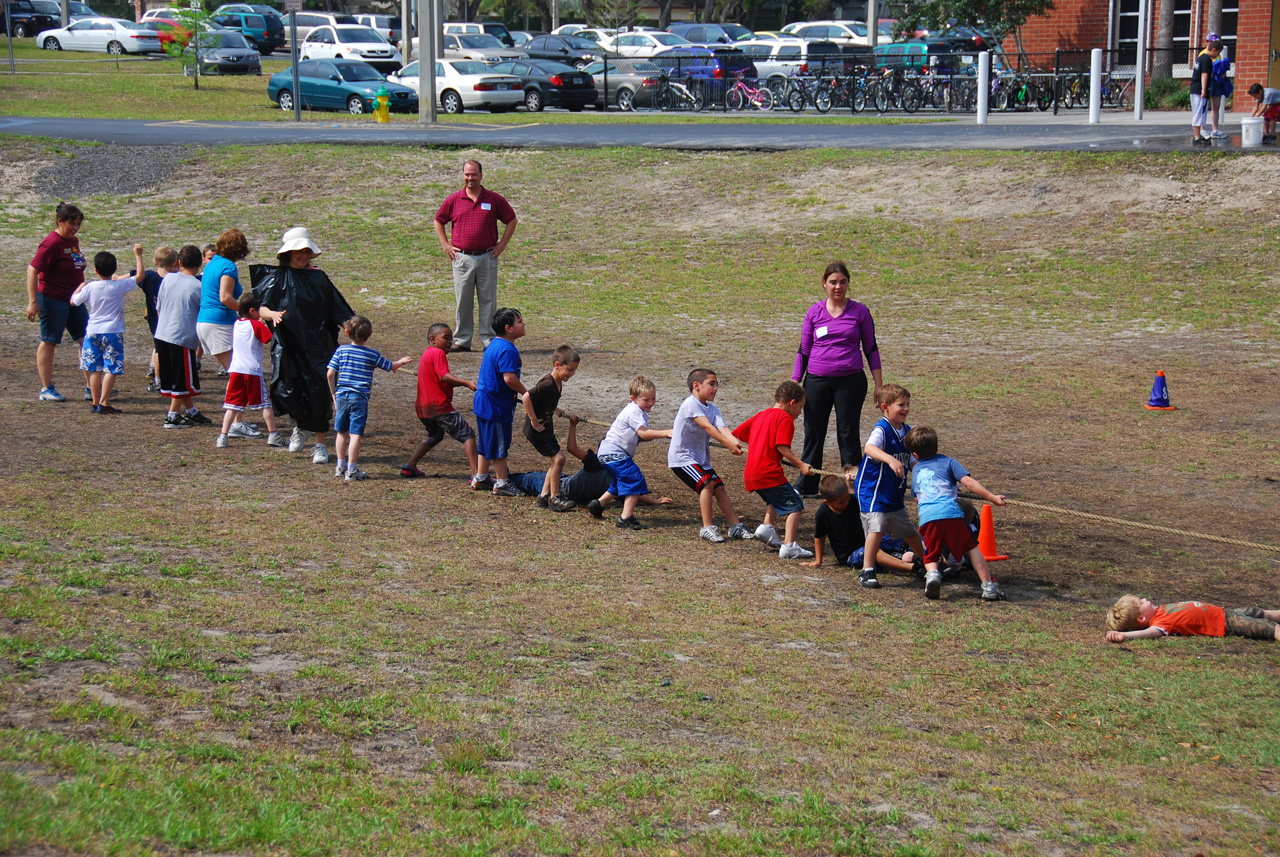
524;89;543;112
568;105;583;112
278;90;293;111
13;23;28;38
616;87;635;111
107;40;125;55
574;60;587;70
42;36;60;50
441;90;463;114
346;94;366;114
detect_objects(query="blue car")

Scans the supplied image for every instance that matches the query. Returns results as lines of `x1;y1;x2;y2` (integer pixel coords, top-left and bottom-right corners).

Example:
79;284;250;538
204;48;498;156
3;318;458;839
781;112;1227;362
267;59;418;114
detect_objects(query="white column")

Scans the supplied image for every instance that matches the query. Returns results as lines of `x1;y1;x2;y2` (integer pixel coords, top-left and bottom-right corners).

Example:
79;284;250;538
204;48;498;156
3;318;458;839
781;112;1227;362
1089;47;1102;123
977;50;989;124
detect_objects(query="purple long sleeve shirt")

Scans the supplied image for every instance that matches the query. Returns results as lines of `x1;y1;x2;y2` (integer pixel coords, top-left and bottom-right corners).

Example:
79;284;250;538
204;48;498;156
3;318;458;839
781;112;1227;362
791;299;881;381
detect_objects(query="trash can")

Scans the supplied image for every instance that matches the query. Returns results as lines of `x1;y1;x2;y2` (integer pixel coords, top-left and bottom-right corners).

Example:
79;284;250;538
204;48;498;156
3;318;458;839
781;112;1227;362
374;85;391;123
1241;116;1263;147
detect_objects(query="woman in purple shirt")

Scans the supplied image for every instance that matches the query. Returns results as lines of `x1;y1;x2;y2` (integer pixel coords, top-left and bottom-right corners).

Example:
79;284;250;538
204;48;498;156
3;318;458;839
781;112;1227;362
792;261;883;496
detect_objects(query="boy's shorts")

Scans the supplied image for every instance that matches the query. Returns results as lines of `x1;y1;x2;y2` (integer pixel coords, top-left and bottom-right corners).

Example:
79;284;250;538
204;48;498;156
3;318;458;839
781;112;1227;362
420;411;476;446
1264;103;1280;121
671;463;723;495
919;517;977;565
861;507;919;542
334;392;370;436
79;332;124;375
155;339;201;398
525;427;561;458
755;482;804;516
39;293;88;346
196;322;233;356
476;416;512;460
1191;93;1210;126
223;371;269;411
1224;607;1279;640
599;453;648;498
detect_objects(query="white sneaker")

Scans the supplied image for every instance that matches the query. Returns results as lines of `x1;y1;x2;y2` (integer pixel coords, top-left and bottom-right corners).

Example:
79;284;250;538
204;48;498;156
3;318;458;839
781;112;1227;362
700;525;726;543
215;434;229;448
924;569;942;600
312;443;328;464
288;427;314;453
265;432;287;448
227;421;263;439
754;524;782;549
334;463;345;478
345;467;369;482
779;542;814;560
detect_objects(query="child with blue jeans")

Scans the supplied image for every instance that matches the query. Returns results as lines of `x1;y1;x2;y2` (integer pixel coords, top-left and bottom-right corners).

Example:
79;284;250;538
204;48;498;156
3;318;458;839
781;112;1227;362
472;307;529;496
69;245;145;414
325;315;411;481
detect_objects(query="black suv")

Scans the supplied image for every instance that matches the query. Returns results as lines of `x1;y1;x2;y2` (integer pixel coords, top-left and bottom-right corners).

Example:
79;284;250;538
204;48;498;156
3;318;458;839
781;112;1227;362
3;0;57;37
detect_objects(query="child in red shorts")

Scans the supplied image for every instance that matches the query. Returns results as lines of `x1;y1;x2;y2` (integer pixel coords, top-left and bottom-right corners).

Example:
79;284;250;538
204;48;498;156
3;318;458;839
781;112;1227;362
1106;596;1280;643
217;292;286;449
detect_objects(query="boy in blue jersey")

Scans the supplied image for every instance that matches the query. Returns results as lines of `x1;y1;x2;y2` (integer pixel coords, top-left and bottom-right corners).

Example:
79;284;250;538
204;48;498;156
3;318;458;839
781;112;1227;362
472;307;530;496
325;315;412;481
904;425;1007;601
854;383;926;590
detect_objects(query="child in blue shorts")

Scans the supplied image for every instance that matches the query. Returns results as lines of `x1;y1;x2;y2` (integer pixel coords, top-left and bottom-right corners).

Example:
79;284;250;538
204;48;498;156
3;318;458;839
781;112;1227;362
325;315;411;482
69;245;145;414
588;375;673;530
472;307;529;496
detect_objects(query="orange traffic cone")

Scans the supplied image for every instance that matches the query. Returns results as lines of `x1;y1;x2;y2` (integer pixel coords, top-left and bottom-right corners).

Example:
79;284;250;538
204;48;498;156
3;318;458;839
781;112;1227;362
977;503;1009;562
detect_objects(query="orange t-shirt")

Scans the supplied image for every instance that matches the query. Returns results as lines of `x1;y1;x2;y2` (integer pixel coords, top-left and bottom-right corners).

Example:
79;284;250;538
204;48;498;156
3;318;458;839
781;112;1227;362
1151;601;1226;637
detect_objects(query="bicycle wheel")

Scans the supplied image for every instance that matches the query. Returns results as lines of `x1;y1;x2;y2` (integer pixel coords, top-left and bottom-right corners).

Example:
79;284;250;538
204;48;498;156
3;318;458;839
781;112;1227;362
852;84;867;113
873;81;890;112
727;86;745;111
1115;85;1132;109
689;84;704;112
814;85;832;113
901;82;921;113
1036;79;1054;111
755;88;773;111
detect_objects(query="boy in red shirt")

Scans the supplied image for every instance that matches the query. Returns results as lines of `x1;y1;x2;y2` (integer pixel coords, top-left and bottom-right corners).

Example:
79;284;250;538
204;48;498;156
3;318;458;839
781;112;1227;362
401;323;479;480
1106;595;1280;643
732;380;814;560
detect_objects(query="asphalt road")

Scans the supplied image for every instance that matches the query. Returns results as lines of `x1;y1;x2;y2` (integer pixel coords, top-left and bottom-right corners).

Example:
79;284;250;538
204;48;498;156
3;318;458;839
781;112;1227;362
0;110;1245;151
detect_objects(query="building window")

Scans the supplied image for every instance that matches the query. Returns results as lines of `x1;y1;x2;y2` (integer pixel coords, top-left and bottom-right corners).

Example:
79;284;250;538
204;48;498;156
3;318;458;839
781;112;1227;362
1117;0;1140;66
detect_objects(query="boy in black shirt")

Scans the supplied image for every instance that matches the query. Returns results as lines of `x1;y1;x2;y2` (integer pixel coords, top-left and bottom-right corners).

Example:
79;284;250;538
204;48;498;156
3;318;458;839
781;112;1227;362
800;474;918;575
521;344;579;511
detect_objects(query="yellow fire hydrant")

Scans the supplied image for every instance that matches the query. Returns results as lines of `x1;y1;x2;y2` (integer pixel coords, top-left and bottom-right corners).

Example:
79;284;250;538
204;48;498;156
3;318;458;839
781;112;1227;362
374;85;391;123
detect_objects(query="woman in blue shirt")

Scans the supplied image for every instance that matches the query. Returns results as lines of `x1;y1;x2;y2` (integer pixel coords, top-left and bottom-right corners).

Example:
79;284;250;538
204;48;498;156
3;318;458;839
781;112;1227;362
197;228;249;372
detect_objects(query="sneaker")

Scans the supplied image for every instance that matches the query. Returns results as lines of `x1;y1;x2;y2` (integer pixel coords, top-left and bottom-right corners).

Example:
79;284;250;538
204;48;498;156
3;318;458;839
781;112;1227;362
98;404;121;415
1265;134;1277;144
616;516;644;531
471;475;494;492
754;523;782;548
549;497;576;513
727;523;754;540
924;569;942;600
146;379;161;393
288;427;312;453
215;434;229;448
186;410;212;425
981;581;1007;602
334;464;345;478
587;499;604;519
163;413;193;429
227;422;263;439
779;542;814;560
312;443;328;464
536;494;550;509
1210;129;1228;139
492;482;521;497
90;404;102;414
1192;137;1212;147
215;366;230;377
345;467;369;482
84;387;92;401
858;569;881;589
266;432;287;448
38;386;65;402
700;525;726;543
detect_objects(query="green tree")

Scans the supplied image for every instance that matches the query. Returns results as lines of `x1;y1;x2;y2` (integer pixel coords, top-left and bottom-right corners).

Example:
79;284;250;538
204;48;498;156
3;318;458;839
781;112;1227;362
163;1;215;90
898;0;1055;66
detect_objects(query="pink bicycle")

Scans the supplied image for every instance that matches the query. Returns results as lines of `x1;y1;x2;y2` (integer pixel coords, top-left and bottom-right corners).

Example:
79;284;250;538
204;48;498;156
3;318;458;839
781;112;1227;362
725;69;774;111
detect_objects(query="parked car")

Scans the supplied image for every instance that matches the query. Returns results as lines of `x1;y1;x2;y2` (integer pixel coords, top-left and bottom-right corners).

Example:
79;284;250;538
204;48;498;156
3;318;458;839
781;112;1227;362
607;29;690;57
520;34;601;69
301;24;403;73
183;28;259;74
354;14;401;44
666;22;754;44
385;58;523;113
549;23;586;36
3;0;57;37
509;29;542;47
572;27;617;45
214;4;281;17
139;6;181;20
441;33;524;62
268;58;418;114
39;16;162;53
210;10;283;54
443;20;514;47
788;20;869;47
489;58;595;112
738;37;847;83
136;16;190;47
582;58;661;110
279;10;357;46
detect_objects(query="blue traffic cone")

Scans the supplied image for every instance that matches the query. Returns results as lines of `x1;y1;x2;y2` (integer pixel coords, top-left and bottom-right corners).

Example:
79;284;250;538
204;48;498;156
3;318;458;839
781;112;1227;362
1145;370;1175;410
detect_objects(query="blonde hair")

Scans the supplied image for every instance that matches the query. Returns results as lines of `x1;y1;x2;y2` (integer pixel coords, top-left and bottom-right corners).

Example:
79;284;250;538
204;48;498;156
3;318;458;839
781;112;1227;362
153;245;178;269
1107;595;1143;632
629;375;656;398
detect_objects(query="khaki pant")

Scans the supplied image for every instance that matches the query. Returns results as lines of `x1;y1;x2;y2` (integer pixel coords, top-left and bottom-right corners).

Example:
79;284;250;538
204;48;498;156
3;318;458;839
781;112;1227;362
452;251;498;350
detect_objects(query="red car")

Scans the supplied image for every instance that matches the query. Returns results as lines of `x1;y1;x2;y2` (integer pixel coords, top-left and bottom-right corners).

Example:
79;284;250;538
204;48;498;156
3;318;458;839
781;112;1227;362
137;17;191;48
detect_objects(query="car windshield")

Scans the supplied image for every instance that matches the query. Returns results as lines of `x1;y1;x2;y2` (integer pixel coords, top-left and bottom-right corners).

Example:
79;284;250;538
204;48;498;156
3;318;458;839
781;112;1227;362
561;36;596;49
456;34;504;48
653;33;688;45
721;24;751;39
216;32;249;47
396;60;417;75
450;60;492;74
336;62;385;80
336;27;383;43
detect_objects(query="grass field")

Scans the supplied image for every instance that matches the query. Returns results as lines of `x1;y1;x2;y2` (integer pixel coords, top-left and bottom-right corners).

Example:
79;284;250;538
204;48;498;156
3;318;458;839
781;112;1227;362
1;139;1279;856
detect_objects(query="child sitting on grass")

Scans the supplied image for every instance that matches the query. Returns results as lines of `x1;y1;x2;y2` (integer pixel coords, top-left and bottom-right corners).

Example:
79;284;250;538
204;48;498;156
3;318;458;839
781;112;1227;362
800;474;918;574
69;245;145;414
1106;596;1280;643
731;379;814;559
402;323;478;481
216;292;287;449
325;315;412;482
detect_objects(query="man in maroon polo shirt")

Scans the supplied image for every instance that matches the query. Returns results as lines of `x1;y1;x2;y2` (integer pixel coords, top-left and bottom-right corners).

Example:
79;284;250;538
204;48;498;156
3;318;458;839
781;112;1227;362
433;160;519;352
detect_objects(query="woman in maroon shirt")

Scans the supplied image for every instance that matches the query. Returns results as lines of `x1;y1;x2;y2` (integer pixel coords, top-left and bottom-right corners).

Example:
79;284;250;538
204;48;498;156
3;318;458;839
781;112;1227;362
25;202;89;402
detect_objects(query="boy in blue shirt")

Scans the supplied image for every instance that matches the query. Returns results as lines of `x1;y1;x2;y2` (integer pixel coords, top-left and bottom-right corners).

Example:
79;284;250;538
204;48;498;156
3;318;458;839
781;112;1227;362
854;383;926;590
904;425;1007;602
473;307;529;496
325;315;412;481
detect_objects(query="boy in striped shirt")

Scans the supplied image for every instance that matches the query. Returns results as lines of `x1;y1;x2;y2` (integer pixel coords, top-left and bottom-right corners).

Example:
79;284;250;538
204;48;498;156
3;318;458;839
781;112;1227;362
326;315;412;481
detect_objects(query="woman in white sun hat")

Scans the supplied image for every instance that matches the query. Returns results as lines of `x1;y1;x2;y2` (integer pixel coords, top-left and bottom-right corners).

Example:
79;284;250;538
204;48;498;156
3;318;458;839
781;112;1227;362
251;227;354;465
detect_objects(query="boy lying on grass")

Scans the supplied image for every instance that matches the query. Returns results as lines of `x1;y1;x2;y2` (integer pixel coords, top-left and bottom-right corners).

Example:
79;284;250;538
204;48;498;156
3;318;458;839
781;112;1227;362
1105;595;1280;643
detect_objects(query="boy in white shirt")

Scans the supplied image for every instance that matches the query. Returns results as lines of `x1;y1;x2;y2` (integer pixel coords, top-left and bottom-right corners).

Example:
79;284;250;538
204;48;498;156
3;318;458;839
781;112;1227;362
216;292;287;448
588;376;673;531
69;245;144;414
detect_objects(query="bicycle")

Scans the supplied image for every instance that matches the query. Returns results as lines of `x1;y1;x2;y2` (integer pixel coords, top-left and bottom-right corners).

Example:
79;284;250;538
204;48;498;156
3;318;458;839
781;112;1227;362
725;69;773;111
784;73;832;113
653;73;703;112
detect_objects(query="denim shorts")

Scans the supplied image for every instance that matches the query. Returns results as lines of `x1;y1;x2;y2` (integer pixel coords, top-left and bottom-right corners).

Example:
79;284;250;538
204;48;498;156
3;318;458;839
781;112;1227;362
755;482;804;516
79;332;124;375
476;416;512;460
38;293;88;345
333;392;370;435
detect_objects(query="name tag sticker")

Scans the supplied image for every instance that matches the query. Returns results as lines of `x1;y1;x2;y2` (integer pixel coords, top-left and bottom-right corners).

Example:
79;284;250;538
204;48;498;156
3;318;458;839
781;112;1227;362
815;325;829;338
480;202;492;211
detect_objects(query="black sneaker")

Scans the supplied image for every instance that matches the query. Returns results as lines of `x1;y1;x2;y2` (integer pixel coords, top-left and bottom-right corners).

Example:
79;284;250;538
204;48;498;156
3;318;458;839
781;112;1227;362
616;516;644;531
549;497;576;513
471;475;494;492
587;499;604;519
163;413;194;429
858;569;881;589
185;410;213;425
1192;137;1211;147
536;494;550;509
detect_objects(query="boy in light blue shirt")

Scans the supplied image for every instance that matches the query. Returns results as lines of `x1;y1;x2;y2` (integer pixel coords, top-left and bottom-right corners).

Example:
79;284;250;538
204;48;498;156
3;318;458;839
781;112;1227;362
325;315;411;481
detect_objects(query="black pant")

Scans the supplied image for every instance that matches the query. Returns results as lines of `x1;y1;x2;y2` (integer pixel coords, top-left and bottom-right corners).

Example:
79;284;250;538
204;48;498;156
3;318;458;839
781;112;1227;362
796;371;868;496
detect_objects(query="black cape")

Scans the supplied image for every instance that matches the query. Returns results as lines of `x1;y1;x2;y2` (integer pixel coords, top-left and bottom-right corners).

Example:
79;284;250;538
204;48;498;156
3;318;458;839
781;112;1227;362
250;264;354;434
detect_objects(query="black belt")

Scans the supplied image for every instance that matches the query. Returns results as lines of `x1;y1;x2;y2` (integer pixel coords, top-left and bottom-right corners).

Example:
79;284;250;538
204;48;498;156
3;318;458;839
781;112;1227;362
457;248;489;256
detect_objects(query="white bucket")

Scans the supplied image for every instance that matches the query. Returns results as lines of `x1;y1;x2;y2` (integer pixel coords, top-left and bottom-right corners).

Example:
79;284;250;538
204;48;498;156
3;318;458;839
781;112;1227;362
1241;116;1264;147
